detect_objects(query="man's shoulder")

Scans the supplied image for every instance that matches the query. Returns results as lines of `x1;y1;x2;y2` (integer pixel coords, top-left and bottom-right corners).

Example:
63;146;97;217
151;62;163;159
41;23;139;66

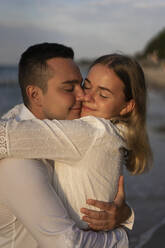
2;104;24;120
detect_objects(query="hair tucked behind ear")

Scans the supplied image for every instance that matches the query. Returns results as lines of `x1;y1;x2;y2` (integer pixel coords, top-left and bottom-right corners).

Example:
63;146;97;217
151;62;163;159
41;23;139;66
91;54;153;174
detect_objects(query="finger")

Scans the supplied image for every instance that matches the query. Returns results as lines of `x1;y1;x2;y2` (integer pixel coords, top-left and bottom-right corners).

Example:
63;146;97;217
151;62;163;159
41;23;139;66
89;222;120;231
88;223;110;231
84;219;115;231
86;199;114;211
114;175;125;206
118;175;125;196
82;215;109;227
82;214;117;230
80;208;108;220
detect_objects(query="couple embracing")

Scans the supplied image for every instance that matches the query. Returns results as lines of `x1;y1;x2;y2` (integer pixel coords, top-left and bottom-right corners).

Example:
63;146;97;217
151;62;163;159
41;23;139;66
0;43;152;247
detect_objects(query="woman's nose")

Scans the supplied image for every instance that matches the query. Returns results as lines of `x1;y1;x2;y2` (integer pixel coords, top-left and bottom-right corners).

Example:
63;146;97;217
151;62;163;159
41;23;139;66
83;90;94;102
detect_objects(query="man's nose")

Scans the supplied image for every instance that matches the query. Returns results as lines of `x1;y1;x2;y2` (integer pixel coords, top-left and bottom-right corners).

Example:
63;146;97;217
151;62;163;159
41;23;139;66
75;86;85;101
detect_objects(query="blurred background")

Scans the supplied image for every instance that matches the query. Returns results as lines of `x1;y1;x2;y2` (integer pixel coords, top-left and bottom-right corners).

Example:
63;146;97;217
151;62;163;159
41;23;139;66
0;1;165;247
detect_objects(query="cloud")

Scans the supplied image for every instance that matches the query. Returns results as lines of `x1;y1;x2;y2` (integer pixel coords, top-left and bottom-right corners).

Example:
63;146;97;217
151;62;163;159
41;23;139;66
89;0;165;8
134;1;165;9
0;23;67;64
0;0;165;63
88;0;132;6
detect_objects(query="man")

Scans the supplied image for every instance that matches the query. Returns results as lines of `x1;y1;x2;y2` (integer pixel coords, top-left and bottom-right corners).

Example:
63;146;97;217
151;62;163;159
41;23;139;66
0;43;133;247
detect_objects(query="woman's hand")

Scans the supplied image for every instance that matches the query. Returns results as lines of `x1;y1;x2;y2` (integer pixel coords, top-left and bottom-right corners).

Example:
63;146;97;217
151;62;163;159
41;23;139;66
80;176;131;231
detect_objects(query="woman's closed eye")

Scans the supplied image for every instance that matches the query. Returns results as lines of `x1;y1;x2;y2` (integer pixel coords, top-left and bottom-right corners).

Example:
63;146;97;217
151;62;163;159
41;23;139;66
100;93;109;98
99;90;111;98
83;80;91;89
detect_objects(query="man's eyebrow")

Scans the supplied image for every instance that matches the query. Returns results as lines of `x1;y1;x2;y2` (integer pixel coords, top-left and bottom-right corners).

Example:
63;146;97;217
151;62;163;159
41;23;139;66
62;80;82;85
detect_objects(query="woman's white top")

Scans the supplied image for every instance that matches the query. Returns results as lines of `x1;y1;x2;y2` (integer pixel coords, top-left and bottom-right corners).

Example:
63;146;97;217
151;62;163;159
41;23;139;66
1;105;128;229
0;104;131;247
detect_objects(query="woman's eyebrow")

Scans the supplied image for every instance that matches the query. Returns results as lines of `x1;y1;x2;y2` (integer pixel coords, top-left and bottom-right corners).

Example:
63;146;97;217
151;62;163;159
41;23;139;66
84;78;91;84
85;78;113;94
99;86;113;94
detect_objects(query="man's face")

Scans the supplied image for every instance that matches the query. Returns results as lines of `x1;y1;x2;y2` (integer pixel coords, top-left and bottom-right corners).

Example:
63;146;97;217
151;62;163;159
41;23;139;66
40;58;84;120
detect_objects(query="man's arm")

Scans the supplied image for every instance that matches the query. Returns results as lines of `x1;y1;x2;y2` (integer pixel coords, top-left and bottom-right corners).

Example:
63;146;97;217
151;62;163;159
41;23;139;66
81;176;134;231
0;159;128;248
1;117;122;161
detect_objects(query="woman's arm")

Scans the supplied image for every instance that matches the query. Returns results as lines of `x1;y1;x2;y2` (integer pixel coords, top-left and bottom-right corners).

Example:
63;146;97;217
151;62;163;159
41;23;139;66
81;176;134;231
0;158;128;248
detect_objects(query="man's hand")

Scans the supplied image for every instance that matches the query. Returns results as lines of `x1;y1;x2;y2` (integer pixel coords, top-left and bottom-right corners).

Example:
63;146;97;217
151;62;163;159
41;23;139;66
80;176;131;231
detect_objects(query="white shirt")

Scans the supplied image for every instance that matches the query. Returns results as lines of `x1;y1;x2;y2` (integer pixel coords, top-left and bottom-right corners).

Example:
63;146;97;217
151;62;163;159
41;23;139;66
0;104;129;248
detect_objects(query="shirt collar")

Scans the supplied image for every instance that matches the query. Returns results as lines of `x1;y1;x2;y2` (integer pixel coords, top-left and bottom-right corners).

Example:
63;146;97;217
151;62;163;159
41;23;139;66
18;104;36;121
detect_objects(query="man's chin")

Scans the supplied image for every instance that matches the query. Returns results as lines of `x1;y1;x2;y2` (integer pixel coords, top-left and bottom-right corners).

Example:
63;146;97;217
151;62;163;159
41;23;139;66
80;110;89;118
67;111;81;120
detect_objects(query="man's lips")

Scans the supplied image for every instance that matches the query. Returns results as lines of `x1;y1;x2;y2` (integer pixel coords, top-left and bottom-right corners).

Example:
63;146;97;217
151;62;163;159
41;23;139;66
70;105;81;111
82;105;96;112
71;108;81;111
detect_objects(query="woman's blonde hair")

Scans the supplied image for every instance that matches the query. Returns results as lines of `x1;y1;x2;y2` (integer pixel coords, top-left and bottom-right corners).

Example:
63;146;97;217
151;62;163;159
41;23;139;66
90;54;153;174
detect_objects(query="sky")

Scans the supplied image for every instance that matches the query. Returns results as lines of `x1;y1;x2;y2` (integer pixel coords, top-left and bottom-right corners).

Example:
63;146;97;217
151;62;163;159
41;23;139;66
0;0;165;64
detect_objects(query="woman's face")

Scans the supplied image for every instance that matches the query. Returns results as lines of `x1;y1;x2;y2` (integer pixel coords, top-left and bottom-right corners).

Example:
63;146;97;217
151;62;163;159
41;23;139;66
81;64;130;119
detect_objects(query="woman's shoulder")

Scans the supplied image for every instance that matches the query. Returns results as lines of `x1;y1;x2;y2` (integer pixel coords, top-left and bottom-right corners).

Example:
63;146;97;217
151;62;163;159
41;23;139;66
79;116;122;131
79;116;127;145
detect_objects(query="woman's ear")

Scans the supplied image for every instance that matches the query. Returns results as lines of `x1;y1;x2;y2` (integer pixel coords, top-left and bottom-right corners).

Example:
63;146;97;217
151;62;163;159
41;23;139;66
120;99;135;116
26;85;43;107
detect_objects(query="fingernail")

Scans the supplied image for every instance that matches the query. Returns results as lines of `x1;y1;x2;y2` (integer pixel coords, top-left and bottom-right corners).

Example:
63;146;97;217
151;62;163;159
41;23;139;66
86;199;94;204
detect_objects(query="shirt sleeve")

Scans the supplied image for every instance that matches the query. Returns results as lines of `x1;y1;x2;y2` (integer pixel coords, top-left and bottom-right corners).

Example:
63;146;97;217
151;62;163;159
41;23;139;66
0;116;123;161
0;158;128;248
121;206;135;230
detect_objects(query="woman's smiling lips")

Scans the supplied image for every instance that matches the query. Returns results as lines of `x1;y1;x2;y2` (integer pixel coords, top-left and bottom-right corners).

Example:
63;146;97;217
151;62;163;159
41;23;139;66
82;105;96;112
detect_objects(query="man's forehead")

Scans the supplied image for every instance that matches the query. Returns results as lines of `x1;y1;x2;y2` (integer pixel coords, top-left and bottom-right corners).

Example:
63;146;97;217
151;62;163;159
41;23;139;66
47;57;82;80
47;57;77;69
45;58;83;87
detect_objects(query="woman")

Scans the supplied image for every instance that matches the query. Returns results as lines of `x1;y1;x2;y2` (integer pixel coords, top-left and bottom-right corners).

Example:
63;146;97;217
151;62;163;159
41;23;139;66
0;54;152;244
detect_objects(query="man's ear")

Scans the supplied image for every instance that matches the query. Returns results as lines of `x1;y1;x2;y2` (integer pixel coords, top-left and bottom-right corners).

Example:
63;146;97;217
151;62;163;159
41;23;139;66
120;99;135;116
26;85;43;107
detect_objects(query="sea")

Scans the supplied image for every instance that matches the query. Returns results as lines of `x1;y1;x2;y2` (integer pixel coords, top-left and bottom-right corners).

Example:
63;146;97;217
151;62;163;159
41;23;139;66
0;65;165;247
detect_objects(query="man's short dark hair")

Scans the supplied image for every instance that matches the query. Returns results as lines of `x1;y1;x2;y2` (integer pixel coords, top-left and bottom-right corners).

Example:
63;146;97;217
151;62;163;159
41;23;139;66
19;42;74;106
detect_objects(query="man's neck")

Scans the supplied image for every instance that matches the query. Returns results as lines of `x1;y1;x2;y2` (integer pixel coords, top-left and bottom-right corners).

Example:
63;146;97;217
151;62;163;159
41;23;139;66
27;104;44;120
